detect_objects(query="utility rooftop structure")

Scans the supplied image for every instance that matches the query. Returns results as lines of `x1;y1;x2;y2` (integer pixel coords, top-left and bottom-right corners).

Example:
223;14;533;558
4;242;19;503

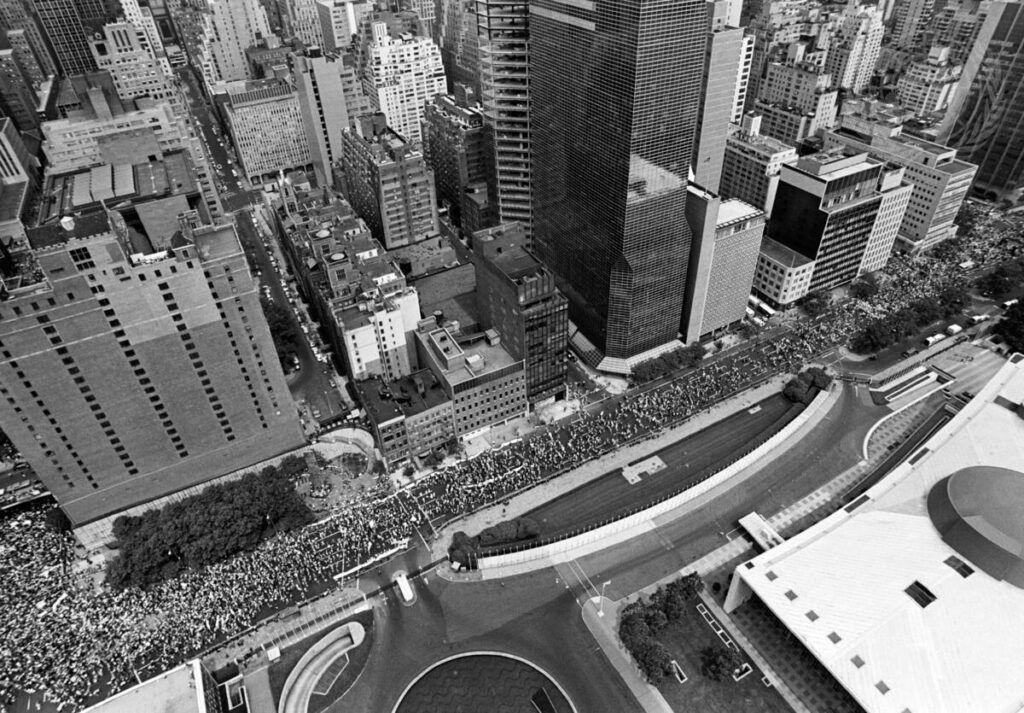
727;355;1024;713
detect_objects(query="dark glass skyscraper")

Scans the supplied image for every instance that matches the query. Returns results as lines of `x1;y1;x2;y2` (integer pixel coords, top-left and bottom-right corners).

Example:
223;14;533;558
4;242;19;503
943;1;1024;202
530;0;706;367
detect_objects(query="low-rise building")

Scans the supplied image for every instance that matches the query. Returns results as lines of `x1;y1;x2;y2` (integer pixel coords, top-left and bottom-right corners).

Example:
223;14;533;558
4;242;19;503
752;237;815;306
356;369;455;463
415;326;526;439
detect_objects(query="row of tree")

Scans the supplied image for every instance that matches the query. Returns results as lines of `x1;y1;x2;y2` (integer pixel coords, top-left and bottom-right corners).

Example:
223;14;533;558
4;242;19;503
618;573;707;684
105;464;314;590
782;367;833;405
632;343;708;384
260;296;302;370
849;284;968;354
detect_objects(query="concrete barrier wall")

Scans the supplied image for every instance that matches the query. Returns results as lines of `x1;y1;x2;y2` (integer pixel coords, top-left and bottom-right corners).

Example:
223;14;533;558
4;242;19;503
477;386;835;569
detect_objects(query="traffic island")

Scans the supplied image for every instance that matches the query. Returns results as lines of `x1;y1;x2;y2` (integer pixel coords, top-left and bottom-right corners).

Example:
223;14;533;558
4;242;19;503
269;610;374;713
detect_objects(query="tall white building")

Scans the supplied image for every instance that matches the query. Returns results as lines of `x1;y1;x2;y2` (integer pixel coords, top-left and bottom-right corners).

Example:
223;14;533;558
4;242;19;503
896;46;962;116
861;165;912;273
754;54;838;144
200;0;272;84
358;13;446;144
293;50;371;184
285;0;324;46
89;21;181;114
119;0;172;76
824;3;884;94
317;0;370;54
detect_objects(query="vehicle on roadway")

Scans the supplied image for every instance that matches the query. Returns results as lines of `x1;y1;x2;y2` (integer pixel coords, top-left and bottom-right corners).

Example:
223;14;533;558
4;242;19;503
946;324;963;336
925;333;947;346
1004;299;1020;309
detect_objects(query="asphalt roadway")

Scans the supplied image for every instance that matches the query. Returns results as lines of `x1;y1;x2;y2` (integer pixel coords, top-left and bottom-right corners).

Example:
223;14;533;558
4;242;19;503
177;71;344;423
525;394;800;538
327;384;889;713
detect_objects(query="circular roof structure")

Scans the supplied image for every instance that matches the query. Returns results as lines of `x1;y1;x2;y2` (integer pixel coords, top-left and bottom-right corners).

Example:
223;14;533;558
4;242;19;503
927;466;1024;589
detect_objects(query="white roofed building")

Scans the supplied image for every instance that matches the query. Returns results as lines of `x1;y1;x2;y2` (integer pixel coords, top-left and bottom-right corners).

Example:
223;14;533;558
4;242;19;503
727;354;1024;713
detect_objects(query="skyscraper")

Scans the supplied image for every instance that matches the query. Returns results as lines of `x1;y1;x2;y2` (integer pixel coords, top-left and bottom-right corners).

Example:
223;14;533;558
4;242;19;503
340;112;439;249
530;0;706;371
2;196;304;525
434;0;479;94
421;93;491;229
823;2;884;94
0;0;58;80
293;49;370;185
0;48;39;131
33;0;115;76
476;0;531;237
198;0;272;84
693;0;745;193
763;150;887;297
941;0;1024;202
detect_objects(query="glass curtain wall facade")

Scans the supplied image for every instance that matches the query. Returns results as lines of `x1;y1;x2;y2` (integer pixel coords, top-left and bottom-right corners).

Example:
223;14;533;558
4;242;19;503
946;2;1024;201
530;0;706;361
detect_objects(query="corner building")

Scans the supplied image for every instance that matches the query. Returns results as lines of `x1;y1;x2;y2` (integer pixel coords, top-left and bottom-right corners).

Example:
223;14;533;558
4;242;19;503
0;211;304;525
530;0;706;372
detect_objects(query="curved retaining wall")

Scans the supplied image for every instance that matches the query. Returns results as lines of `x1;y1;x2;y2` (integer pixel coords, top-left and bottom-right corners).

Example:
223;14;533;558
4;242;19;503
476;386;835;570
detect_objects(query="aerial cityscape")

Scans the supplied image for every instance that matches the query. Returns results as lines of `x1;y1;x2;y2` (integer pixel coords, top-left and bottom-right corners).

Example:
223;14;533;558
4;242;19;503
0;0;1022;711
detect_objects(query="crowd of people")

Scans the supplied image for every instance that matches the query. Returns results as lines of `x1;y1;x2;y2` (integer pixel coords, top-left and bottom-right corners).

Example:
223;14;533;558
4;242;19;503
1;207;1021;712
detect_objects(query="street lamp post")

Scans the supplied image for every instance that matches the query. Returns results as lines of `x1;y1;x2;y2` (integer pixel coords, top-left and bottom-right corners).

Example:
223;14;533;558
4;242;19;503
599;580;612;617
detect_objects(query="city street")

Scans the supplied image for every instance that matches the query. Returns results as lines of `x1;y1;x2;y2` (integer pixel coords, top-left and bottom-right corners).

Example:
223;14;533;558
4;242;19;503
176;70;345;426
319;384;890;712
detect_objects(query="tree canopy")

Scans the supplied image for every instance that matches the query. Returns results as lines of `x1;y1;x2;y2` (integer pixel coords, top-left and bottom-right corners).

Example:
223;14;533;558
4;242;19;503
260;296;301;366
995;302;1024;354
618;573;706;684
105;465;314;590
632;342;708;384
799;289;831;318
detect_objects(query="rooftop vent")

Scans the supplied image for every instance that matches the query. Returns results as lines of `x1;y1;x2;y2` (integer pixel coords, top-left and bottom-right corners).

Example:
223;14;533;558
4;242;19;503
60;216;75;232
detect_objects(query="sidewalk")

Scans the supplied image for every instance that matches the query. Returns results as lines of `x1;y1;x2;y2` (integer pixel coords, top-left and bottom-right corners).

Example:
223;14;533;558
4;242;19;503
430;375;791;561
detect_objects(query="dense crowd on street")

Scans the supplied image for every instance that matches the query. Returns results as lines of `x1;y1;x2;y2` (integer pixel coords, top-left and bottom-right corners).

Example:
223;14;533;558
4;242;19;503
2;207;1021;712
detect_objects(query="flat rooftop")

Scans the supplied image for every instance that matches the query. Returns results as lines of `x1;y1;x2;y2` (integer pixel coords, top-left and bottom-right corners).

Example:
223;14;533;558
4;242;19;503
41;151;197;223
717;199;763;227
760;236;812;268
356;378;405;424
431;330;520;386
414;263;476;306
27;211;112;250
391;369;450;416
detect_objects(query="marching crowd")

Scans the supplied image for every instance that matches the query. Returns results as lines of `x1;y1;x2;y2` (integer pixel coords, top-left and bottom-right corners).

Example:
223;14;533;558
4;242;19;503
1;209;1021;712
